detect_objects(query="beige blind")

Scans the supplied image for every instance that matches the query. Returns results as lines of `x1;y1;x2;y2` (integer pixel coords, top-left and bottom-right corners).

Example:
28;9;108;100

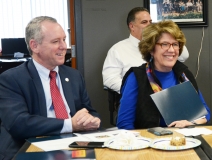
0;0;69;49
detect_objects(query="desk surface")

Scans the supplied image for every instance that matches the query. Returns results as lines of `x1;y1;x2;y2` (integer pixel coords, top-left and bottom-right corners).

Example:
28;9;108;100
26;126;212;160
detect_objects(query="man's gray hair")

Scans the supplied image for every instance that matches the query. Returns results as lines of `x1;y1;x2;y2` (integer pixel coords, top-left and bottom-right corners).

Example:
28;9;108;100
25;16;57;55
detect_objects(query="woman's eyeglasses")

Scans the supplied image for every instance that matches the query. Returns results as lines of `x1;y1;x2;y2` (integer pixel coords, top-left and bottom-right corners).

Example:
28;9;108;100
156;43;180;50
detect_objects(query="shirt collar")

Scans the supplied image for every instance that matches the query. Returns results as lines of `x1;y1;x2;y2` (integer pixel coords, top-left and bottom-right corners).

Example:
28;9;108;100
129;34;140;47
33;59;59;80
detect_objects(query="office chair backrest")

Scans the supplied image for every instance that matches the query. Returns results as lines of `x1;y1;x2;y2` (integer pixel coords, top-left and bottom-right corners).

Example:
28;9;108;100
104;87;121;126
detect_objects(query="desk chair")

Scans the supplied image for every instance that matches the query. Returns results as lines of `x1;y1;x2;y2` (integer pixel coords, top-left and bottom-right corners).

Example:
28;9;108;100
104;87;121;126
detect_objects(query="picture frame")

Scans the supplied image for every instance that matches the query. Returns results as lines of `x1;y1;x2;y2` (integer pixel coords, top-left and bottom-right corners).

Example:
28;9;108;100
144;0;208;27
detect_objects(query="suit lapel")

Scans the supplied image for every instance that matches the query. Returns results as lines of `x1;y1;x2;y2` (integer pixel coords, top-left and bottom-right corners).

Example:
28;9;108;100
59;67;76;116
27;60;47;116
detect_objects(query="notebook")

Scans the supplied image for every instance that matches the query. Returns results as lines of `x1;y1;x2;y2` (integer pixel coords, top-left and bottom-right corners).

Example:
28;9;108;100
150;81;207;125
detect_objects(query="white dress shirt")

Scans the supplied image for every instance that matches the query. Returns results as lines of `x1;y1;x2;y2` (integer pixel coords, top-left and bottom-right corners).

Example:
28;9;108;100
33;59;72;133
102;34;189;93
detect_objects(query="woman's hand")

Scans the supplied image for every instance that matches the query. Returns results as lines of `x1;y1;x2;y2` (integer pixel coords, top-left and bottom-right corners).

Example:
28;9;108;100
168;120;194;128
168;118;207;128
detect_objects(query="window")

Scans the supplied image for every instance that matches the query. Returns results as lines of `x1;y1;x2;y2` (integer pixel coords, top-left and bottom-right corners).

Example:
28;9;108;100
0;0;69;50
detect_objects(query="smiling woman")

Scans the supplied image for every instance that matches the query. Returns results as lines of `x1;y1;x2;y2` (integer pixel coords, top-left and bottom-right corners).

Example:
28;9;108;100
150;32;181;72
117;20;210;130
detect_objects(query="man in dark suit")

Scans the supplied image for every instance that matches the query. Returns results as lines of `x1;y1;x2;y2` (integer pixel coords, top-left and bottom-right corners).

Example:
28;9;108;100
0;16;101;160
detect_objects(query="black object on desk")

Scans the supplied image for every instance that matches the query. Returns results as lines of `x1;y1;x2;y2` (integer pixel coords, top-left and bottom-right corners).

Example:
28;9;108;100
69;141;104;148
147;127;173;136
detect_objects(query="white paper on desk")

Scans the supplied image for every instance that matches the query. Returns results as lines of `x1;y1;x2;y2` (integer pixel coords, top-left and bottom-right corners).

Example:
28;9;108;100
74;129;140;142
32;130;140;151
32;136;90;151
175;127;212;136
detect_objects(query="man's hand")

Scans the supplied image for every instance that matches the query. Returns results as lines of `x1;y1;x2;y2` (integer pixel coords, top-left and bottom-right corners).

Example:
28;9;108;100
83;116;101;130
72;108;101;132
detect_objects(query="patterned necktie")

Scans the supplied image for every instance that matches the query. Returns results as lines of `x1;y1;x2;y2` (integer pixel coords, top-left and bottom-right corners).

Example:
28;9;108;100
49;71;69;119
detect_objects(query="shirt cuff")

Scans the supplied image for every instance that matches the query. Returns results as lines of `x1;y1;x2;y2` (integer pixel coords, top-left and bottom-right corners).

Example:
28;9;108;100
61;119;73;133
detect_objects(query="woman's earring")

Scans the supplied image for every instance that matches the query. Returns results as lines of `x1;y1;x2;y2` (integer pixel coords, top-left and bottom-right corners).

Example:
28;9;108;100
149;56;153;62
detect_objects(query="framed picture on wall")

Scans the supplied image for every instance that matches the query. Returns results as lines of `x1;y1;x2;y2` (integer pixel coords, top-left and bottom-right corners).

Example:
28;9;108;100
144;0;208;27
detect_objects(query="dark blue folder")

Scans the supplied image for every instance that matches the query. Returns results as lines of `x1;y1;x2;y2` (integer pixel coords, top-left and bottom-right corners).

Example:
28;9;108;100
150;81;207;125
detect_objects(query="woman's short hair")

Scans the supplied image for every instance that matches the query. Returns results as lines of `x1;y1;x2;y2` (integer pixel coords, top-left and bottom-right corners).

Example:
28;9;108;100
139;20;186;62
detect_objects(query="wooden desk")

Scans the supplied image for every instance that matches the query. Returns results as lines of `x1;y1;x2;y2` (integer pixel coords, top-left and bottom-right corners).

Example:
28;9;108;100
202;126;212;148
26;127;212;160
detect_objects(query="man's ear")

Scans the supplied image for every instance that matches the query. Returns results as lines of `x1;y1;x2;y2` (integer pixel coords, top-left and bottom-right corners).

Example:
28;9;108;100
129;22;134;31
29;39;39;54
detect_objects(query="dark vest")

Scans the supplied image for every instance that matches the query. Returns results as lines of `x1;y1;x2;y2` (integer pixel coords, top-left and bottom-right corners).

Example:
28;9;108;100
122;61;199;129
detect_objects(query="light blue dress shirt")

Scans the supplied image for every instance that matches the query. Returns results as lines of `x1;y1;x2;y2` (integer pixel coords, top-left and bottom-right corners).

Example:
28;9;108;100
33;59;72;133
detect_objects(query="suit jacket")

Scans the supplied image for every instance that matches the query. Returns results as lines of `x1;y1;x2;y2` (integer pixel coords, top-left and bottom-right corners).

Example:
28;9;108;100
0;60;100;160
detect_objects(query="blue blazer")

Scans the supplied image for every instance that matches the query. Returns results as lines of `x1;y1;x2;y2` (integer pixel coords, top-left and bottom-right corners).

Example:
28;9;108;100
0;60;100;160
